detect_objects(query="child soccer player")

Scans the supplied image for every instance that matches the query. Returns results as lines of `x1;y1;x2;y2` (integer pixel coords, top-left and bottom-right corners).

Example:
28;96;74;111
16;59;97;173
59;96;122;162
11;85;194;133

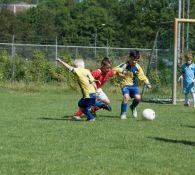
73;57;116;120
113;50;151;119
56;58;97;121
180;53;195;107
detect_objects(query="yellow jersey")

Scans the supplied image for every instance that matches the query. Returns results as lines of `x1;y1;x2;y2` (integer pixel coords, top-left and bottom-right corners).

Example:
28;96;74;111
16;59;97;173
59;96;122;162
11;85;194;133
73;68;96;98
113;62;149;87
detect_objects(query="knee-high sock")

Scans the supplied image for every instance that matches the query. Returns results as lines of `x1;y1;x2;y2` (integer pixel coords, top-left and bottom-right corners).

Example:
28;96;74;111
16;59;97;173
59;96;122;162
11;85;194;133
94;101;104;108
82;108;94;120
185;94;189;104
131;99;139;109
75;108;83;116
121;102;127;114
91;106;99;113
192;93;195;107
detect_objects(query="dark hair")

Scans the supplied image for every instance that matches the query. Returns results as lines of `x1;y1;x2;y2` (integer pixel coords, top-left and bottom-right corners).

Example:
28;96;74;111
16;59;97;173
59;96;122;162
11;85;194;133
186;51;192;61
129;50;140;59
101;57;112;66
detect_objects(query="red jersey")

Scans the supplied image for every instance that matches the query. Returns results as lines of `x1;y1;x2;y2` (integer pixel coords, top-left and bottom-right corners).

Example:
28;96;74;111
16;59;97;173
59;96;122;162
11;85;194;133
91;69;115;88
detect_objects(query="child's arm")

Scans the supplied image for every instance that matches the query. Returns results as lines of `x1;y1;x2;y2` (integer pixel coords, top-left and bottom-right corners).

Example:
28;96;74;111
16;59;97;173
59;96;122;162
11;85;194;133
112;64;127;78
56;58;74;72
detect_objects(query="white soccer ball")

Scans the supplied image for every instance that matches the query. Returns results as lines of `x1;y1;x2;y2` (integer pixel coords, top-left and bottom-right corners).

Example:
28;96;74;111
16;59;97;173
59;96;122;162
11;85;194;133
142;108;155;121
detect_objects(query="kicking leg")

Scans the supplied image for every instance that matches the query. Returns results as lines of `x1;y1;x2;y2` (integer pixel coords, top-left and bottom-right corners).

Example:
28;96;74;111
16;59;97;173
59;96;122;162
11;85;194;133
130;94;141;118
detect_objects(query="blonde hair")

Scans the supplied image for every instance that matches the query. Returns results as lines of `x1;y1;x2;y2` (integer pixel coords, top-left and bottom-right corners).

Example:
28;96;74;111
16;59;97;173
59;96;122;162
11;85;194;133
73;59;85;68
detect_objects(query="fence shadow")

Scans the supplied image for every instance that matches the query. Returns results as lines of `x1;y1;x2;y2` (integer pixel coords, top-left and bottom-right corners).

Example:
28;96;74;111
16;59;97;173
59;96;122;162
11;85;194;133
147;136;195;146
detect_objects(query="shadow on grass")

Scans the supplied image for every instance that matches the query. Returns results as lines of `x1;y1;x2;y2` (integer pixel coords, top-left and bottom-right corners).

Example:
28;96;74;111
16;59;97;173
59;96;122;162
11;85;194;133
181;125;195;129
39;116;84;122
97;114;118;119
147;136;195;146
39;115;118;121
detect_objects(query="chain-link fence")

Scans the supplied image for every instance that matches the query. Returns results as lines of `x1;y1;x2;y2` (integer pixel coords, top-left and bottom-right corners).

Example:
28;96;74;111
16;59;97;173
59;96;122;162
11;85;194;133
0;41;174;100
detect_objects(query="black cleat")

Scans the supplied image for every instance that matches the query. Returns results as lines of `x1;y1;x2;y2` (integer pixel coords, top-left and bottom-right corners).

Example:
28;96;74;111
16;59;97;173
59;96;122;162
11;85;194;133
101;104;112;111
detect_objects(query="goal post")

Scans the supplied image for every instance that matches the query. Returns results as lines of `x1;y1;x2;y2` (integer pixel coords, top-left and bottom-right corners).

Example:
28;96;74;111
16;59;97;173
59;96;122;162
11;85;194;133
173;18;195;104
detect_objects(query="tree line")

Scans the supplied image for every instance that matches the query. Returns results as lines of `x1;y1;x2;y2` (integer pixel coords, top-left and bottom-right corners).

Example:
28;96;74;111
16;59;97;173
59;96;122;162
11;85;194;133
0;0;194;50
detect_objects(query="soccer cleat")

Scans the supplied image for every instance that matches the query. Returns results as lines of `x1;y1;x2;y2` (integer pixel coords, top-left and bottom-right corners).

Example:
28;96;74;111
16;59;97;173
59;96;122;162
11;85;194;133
72;115;82;120
86;118;95;122
101;104;112;111
130;106;137;118
120;113;127;120
184;102;190;107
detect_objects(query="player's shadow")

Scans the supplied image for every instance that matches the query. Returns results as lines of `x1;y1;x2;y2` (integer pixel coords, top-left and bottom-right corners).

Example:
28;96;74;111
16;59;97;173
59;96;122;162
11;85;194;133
39;116;84;121
98;114;118;119
147;136;195;146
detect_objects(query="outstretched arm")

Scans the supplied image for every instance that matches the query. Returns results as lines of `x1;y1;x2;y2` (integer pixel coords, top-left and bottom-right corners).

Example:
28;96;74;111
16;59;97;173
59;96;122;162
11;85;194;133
137;66;151;89
56;58;74;72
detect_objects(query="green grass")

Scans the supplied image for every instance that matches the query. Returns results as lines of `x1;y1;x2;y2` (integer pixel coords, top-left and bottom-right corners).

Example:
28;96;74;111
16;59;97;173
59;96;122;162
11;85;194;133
0;88;194;175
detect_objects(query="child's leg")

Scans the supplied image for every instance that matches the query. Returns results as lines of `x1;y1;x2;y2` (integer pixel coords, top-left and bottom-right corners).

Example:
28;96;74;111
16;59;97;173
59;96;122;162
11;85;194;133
78;98;96;121
130;87;141;109
121;94;130;115
82;108;95;120
129;87;141;118
92;90;111;113
130;97;140;109
192;92;195;107
184;93;189;105
75;108;83;116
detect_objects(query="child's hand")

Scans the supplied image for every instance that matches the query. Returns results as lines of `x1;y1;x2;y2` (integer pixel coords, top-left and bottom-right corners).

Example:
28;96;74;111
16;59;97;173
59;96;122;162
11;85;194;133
146;84;152;89
94;80;101;84
56;58;61;62
178;75;183;82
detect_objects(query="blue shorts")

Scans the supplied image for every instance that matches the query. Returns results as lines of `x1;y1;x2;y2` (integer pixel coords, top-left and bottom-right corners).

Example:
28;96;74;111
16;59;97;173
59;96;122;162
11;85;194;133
78;93;96;109
121;85;140;98
183;82;195;94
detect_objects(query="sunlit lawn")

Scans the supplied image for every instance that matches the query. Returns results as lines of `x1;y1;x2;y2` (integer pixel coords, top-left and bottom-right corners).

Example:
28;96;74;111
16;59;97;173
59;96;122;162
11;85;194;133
0;89;194;175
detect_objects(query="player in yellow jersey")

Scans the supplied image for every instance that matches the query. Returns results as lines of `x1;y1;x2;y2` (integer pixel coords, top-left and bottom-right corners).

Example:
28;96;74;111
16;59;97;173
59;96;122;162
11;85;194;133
113;50;152;119
56;58;97;121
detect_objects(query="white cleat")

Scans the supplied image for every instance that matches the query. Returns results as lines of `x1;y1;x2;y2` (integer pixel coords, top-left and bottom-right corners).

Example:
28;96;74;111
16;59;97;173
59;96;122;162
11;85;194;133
72;115;82;121
87;118;95;122
131;107;137;118
120;113;127;120
184;102;190;107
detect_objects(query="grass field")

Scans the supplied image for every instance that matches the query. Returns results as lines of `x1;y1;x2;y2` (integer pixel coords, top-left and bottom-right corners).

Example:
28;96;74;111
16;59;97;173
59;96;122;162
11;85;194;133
0;88;195;175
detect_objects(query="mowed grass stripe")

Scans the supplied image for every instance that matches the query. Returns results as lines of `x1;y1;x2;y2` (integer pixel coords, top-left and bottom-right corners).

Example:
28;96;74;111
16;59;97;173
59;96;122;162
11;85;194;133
0;90;194;175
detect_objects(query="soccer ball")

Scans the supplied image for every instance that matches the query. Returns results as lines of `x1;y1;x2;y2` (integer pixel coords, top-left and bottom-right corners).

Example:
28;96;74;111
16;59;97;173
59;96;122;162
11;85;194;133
142;108;155;121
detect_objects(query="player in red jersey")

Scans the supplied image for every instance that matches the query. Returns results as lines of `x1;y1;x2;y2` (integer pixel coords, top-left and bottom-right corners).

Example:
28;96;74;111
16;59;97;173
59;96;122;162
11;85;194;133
73;57;116;120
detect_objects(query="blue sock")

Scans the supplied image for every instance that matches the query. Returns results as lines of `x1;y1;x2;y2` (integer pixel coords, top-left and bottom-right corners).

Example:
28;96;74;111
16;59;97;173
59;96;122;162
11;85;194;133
121;102;127;114
83;108;94;120
94;101;104;108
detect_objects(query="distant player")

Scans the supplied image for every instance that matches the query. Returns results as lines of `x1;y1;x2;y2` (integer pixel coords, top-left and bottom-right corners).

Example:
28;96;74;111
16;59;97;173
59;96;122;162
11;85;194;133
179;53;195;107
73;57;116;120
113;50;151;119
56;58;97;121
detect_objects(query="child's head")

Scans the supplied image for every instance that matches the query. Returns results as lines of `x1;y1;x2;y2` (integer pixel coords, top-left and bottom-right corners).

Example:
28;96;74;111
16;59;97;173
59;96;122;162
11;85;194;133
186;52;193;65
74;59;85;68
100;57;112;74
128;50;140;66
